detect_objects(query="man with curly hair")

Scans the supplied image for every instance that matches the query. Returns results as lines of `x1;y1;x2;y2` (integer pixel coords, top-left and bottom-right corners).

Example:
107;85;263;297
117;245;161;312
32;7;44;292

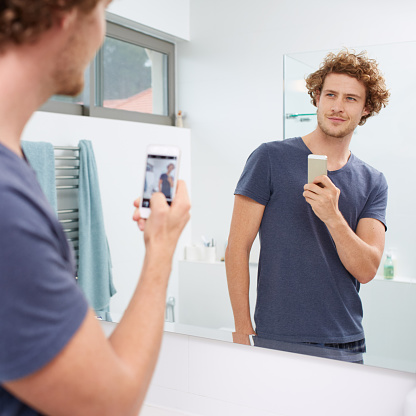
225;50;389;360
0;1;190;415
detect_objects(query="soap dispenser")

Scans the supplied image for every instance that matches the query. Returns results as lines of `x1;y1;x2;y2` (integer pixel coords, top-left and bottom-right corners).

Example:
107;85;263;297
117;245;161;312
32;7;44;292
383;252;394;279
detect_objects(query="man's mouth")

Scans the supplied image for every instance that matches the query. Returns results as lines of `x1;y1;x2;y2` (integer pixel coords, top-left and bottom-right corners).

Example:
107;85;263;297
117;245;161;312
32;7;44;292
328;116;346;122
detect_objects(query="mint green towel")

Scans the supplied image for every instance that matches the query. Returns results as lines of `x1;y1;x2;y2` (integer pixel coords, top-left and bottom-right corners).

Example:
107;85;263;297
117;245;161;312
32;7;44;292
21;141;58;213
78;140;116;313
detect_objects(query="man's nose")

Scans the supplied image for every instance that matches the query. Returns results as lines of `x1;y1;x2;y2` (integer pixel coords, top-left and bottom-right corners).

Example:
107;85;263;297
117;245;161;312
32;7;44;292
331;97;344;113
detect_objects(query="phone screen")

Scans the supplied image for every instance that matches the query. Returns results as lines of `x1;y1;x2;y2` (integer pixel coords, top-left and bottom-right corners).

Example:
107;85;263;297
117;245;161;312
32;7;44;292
142;154;178;207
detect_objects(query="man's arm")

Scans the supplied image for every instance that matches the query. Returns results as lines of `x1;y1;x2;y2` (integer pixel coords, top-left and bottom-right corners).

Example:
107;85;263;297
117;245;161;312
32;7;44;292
303;175;385;283
225;194;265;344
3;181;190;416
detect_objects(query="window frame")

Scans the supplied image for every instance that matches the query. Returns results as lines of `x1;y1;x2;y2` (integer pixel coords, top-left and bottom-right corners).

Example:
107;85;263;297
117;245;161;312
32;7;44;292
40;13;176;126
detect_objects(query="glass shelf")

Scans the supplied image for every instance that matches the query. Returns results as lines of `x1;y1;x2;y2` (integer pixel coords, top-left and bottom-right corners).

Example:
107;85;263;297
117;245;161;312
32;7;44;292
285;113;316;119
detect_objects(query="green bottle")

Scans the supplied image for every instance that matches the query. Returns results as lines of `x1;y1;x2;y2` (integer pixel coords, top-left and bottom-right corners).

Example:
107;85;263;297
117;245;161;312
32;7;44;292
383;253;394;279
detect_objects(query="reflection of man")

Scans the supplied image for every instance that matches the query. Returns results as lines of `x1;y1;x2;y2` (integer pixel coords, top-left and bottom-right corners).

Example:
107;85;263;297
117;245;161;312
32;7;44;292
0;1;190;415
225;50;390;354
159;163;175;198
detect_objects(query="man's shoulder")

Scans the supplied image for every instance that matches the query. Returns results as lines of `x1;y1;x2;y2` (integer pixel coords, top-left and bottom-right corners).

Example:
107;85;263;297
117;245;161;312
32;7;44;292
350;154;387;184
262;137;303;149
0;178;36;233
252;137;304;157
0;155;49;233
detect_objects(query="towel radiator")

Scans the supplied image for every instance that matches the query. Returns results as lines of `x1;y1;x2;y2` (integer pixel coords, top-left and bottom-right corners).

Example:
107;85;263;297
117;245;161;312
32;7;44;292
54;146;80;273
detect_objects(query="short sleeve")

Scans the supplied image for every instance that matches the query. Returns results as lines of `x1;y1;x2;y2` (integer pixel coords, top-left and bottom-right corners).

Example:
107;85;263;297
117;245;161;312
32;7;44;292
359;172;388;230
234;143;271;206
0;186;89;382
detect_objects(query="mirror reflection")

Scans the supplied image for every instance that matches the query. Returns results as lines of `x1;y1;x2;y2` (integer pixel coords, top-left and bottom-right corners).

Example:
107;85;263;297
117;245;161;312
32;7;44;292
226;49;389;364
97;42;416;374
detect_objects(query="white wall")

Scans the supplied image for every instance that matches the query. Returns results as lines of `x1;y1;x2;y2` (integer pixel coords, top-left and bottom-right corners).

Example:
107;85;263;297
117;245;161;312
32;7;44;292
108;0;190;41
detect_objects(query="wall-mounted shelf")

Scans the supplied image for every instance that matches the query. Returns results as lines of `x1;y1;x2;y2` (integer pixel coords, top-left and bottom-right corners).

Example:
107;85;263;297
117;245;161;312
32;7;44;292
374;275;416;284
285;113;316;119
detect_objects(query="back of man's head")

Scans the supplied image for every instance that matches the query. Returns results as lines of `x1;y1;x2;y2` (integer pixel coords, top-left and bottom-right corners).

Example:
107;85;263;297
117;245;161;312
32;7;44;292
0;0;99;51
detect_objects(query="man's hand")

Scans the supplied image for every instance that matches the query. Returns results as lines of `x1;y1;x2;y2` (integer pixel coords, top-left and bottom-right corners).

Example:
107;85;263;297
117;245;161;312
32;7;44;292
232;332;256;345
133;180;191;258
303;175;341;225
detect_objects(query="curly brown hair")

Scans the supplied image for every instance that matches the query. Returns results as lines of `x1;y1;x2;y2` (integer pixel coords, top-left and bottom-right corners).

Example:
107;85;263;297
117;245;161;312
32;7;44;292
0;0;100;50
305;49;390;126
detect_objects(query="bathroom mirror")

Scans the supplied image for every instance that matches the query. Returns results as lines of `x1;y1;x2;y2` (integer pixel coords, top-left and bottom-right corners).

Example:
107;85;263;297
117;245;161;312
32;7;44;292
102;41;416;374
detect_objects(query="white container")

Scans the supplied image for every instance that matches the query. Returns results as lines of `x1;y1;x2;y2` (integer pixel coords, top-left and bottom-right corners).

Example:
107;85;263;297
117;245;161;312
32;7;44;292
185;245;216;262
202;246;216;262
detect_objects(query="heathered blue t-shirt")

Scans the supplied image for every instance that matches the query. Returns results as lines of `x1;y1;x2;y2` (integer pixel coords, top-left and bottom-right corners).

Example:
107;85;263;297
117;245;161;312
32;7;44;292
235;137;388;344
0;143;89;415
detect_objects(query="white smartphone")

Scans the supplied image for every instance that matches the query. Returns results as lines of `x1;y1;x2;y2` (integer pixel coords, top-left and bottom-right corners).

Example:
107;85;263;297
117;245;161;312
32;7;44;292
308;154;327;184
140;145;181;219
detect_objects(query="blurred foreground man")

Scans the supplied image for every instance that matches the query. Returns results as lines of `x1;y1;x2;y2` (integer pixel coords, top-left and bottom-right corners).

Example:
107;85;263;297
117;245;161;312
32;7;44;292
0;1;190;415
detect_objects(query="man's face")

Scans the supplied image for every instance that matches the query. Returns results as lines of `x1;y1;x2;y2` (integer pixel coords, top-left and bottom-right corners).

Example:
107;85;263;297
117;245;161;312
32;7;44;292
315;73;369;140
53;0;111;96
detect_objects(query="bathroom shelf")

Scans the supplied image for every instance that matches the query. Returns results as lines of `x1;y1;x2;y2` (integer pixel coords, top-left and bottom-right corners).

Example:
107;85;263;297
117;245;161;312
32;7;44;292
374;275;416;284
180;260;258;266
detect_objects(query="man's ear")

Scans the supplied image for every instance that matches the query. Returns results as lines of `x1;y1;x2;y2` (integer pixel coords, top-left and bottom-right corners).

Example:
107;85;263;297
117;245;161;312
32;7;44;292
54;8;78;31
362;106;370;117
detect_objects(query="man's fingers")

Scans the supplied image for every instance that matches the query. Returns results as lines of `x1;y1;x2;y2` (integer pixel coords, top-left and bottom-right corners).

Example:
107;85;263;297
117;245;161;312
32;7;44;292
171;180;191;211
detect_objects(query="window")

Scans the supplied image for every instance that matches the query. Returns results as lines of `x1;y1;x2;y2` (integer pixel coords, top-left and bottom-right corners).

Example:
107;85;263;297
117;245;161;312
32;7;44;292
41;14;175;126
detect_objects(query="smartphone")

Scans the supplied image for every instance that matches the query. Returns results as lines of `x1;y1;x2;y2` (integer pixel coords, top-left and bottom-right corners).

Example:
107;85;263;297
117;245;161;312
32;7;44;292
308;154;327;184
140;145;181;219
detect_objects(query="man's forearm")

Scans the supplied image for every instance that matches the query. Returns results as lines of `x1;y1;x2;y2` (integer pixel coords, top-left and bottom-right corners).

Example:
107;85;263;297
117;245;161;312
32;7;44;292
225;247;255;334
304;176;384;284
4;252;175;416
326;214;383;284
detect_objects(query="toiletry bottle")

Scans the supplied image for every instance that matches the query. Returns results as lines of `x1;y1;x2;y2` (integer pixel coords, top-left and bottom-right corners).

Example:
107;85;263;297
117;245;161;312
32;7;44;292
175;110;183;127
383;253;394;279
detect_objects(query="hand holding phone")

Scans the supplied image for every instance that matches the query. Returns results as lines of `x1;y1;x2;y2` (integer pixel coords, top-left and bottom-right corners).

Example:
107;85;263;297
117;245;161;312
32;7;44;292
140;145;181;219
308;154;327;184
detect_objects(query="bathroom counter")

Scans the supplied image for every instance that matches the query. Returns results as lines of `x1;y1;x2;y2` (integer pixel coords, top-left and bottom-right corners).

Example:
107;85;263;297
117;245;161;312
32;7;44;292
374;274;416;284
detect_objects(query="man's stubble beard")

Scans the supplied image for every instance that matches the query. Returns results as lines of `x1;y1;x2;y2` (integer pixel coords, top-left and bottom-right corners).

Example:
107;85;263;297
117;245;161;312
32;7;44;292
316;111;358;140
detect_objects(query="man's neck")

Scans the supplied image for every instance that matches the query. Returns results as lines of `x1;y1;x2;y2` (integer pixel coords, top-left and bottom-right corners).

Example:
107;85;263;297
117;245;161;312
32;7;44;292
0;46;54;158
302;129;352;171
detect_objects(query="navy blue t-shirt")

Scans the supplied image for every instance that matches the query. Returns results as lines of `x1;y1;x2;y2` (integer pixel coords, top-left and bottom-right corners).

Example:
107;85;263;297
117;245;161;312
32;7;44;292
235;138;388;344
0;143;89;415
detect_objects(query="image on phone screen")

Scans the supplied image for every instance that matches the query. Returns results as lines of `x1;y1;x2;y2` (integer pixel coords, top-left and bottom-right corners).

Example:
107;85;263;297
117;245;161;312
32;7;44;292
142;154;178;207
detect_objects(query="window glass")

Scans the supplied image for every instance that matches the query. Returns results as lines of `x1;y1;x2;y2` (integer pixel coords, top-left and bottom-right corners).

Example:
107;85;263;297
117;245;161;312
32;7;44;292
51;93;84;105
99;36;168;116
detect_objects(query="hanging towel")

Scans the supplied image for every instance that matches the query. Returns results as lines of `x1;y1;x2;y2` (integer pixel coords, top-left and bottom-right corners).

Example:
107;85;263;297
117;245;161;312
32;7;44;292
77;140;116;314
21;141;58;213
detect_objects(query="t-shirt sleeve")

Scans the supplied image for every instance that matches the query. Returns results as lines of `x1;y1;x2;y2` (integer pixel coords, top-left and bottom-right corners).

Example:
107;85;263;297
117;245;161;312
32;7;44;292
358;172;388;230
0;188;89;382
234;143;271;206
